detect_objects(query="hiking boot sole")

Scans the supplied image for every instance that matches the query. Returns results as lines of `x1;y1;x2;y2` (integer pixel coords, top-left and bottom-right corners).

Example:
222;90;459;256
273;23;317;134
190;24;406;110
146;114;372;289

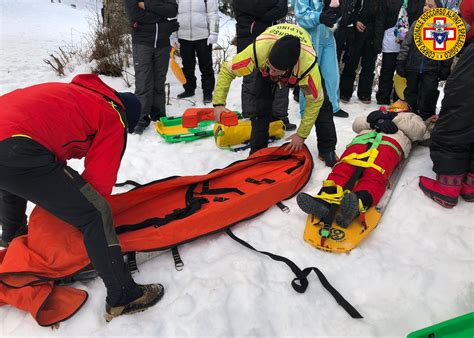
297;193;329;219
336;193;359;228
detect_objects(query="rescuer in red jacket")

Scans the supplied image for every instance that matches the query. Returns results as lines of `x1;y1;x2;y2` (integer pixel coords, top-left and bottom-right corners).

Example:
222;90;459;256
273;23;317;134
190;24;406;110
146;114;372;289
0;74;163;321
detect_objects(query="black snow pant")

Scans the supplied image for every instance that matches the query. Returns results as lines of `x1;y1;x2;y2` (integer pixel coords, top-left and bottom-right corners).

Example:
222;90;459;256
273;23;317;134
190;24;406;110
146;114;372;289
250;73;337;154
339;32;377;99
179;38;215;96
404;71;440;121
241;68;290;121
0;137;141;307
133;43;171;122
335;25;356;65
430;142;474;175
376;52;398;104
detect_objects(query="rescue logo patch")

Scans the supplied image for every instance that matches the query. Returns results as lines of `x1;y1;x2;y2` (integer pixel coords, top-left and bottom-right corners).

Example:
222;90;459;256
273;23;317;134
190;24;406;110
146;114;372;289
414;8;466;60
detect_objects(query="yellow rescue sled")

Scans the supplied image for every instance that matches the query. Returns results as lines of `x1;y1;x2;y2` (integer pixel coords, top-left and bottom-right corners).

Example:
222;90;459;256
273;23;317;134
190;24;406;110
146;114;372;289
303;154;409;253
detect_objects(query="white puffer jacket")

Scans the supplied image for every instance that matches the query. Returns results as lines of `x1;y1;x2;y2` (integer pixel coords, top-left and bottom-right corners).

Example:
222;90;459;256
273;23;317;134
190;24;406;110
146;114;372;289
352;112;429;157
177;0;219;41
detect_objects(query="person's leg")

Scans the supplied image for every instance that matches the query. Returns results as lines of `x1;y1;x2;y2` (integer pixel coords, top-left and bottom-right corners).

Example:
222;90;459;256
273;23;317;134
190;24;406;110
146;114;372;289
337;144;401;227
0;189;27;244
297;144;362;218
250;72;275;154
417;72;440;121
241;70;257;118
194;38;215;99
151;45;171;121
179;39;197;95
0;138;141;306
315;77;338;166
339;34;363;100
133;44;154;131
461;145;474;201
356;38;377;100
272;87;295;130
319;39;341;114
420;145;465;207
403;71;420;114
376;53;398;104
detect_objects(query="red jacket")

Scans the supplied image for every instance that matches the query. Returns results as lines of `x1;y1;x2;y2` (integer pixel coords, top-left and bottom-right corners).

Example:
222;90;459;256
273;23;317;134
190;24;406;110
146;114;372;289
461;0;474;42
0;74;127;195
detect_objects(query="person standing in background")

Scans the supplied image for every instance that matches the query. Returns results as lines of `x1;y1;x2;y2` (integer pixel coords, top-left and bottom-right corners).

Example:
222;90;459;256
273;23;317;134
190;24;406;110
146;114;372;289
232;0;297;131
373;0;405;105
339;0;379;104
123;0;179;134
335;0;359;63
176;0;219;104
292;0;350;118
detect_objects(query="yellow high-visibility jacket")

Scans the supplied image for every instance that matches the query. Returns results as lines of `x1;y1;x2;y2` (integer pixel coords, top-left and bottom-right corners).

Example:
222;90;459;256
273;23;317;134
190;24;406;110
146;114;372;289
212;23;324;139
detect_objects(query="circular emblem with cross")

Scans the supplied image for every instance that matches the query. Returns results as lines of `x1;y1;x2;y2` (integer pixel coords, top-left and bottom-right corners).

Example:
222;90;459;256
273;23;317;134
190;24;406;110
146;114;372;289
414;8;466;60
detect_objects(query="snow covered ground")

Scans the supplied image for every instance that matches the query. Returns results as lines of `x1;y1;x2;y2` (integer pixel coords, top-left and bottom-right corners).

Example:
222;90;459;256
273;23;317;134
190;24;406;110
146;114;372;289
0;0;472;337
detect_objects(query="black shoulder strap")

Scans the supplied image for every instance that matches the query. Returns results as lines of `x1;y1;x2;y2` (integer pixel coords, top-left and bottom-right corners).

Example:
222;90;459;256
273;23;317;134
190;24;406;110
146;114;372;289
296;57;318;82
225;228;363;319
253;40;259;69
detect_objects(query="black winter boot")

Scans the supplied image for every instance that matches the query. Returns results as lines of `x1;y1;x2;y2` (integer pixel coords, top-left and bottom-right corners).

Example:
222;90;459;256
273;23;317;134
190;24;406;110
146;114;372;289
297;192;330;219
177;91;195;99
318;151;339;167
336;191;373;228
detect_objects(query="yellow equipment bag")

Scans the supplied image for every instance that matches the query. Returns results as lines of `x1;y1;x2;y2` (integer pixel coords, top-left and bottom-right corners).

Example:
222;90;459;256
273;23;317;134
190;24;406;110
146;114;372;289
214;120;285;149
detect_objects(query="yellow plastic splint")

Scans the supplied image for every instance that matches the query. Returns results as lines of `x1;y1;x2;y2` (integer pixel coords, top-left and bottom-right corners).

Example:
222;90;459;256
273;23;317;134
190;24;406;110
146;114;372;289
214;119;285;148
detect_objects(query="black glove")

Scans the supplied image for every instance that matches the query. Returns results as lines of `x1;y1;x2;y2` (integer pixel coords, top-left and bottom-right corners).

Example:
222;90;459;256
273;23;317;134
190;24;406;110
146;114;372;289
168;19;179;33
367;110;397;124
320;7;340;28
396;62;407;78
373;119;399;134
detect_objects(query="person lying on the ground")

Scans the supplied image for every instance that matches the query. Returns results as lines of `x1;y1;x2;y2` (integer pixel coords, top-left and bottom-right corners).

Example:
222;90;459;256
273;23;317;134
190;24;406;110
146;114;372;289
297;107;435;227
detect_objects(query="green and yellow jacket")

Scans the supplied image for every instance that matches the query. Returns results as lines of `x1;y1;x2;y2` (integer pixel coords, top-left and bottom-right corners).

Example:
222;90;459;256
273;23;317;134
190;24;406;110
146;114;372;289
212;23;324;139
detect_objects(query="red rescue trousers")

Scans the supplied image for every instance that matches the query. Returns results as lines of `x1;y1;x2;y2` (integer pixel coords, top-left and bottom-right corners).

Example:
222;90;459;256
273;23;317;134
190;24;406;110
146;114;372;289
327;136;403;205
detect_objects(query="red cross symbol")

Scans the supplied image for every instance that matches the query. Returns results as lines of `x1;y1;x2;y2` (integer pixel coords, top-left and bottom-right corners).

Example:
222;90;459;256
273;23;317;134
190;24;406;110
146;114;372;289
423;17;457;51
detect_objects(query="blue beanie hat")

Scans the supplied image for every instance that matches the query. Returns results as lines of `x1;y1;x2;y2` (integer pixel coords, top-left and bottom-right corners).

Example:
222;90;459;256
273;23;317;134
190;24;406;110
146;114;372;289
117;92;141;133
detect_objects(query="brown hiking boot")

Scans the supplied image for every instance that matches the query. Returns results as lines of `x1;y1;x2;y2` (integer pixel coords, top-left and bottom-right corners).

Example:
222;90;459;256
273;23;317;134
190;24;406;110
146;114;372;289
105;283;164;322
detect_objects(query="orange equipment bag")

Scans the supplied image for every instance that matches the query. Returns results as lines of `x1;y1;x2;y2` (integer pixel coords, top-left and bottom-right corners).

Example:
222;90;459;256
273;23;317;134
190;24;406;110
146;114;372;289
0;146;362;326
0;146;311;325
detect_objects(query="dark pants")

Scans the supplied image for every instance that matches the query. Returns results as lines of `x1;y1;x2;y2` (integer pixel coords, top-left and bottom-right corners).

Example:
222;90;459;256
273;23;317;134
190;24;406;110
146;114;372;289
0;138;140;306
404;71;440;121
335;26;356;64
430;142;474;175
241;69;290;120
339;32;377;99
133;43;171;122
250;73;336;154
376;52;399;104
179;38;215;96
